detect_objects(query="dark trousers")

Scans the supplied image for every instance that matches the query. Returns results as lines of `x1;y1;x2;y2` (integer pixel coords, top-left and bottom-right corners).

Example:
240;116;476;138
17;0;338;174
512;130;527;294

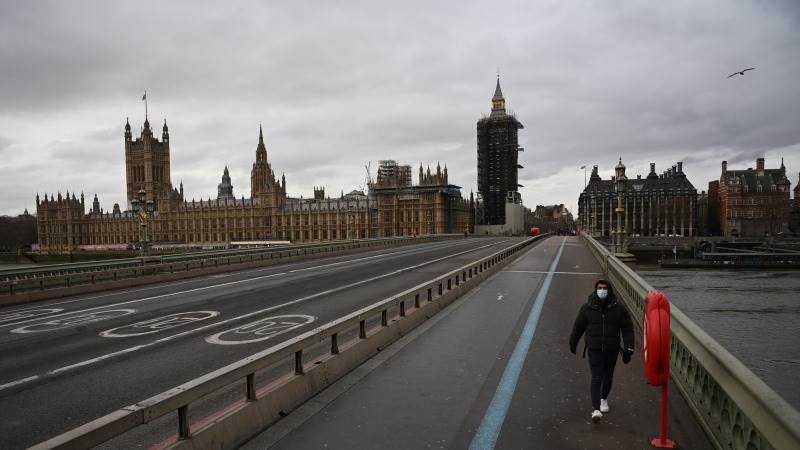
587;349;619;410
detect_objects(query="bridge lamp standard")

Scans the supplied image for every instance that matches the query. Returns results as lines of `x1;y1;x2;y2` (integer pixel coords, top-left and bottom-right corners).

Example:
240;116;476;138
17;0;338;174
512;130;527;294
614;158;628;253
347;206;356;241
580;165;587;232
136;189;155;257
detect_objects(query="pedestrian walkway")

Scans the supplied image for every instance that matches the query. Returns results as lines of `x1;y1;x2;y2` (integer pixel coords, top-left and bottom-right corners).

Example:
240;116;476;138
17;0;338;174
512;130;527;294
242;236;712;449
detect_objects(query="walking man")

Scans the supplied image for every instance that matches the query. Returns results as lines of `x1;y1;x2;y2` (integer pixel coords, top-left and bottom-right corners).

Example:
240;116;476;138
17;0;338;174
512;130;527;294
569;279;635;423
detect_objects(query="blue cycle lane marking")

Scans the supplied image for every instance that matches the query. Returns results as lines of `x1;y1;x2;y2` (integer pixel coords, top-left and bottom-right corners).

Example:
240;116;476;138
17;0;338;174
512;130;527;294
469;237;567;450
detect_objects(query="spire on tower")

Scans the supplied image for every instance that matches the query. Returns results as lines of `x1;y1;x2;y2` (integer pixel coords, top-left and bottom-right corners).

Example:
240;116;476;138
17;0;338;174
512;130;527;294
490;75;506;116
255;124;267;163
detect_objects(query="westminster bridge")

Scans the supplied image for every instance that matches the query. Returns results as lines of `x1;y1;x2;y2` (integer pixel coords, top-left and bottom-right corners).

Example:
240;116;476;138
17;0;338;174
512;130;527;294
0;235;797;449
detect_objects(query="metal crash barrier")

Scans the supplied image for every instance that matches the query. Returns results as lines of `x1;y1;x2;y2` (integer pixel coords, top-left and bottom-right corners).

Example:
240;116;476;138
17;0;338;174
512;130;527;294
30;235;547;450
582;232;800;450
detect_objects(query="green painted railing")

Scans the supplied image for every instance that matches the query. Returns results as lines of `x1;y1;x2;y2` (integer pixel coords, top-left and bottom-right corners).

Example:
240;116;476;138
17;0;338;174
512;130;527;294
582;233;800;450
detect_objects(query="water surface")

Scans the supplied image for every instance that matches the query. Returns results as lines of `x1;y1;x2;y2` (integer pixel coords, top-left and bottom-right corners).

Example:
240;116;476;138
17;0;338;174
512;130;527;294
636;266;800;410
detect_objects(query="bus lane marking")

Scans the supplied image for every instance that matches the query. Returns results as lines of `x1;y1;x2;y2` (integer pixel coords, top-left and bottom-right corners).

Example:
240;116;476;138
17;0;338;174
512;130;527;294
10;309;137;334
100;311;220;338
205;315;315;345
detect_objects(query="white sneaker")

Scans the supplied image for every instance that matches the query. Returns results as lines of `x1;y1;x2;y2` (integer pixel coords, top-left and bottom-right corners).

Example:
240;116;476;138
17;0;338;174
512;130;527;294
600;399;610;413
591;410;603;423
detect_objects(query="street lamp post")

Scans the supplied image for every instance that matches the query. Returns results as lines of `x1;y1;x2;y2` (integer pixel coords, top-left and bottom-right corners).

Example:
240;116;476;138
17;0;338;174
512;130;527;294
580;166;587;233
614;158;628;253
347;207;355;241
136;189;155;257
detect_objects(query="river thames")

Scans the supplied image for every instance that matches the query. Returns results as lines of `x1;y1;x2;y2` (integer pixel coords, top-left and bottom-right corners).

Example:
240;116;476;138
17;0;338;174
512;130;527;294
636;266;800;410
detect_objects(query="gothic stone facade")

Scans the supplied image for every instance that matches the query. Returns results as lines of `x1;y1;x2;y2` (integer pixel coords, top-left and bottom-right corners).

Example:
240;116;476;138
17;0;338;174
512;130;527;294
579;162;698;237
717;158;791;237
36;119;470;253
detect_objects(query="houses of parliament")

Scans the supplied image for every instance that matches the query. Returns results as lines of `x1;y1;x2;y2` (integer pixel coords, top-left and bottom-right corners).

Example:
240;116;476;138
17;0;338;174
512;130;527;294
35;116;472;252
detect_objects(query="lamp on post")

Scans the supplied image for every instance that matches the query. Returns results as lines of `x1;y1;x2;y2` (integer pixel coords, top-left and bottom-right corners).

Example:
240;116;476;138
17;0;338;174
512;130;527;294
347;206;355;241
137;189;154;257
614;158;628;253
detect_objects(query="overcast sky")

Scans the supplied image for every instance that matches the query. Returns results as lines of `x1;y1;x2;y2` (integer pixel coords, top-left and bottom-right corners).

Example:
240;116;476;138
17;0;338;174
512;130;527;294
1;0;799;217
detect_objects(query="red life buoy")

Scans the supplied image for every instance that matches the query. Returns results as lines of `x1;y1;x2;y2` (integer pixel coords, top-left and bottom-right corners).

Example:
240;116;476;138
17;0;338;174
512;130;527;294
643;290;671;386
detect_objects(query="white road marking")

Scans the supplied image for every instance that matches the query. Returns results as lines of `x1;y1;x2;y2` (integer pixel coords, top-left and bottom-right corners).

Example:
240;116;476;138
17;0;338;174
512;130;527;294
0;239;472;327
206;315;315;345
0;273;287;329
502;270;602;275
0;239;465;317
99;311;220;338
10;309;137;334
49;345;148;375
0;375;39;391
0;309;63;324
0;239;512;391
497;293;504;301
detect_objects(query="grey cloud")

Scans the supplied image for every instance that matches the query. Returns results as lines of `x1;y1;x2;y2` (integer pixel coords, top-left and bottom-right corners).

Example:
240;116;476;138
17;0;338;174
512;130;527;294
1;0;800;217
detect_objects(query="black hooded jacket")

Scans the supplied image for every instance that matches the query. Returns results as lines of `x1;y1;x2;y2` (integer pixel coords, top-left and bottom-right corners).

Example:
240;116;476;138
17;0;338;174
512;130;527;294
569;280;635;353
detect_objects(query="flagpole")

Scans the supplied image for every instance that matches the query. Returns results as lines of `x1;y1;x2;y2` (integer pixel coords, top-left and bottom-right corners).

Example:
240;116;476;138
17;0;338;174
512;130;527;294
145;90;148;120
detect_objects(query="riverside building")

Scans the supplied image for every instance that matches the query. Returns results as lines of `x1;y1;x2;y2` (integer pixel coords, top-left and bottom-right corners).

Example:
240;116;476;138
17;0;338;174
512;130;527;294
35;118;471;253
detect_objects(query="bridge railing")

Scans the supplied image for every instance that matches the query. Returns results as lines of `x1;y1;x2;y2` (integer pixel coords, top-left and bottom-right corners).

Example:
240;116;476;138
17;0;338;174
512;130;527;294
582;233;800;450
0;235;458;295
30;235;544;450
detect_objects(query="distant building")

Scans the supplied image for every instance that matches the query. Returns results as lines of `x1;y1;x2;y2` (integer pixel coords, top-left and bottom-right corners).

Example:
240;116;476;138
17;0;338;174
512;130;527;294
217;166;234;201
531;204;574;234
578;161;698;237
790;173;800;235
476;76;524;226
376;160;412;188
35;119;470;253
696;190;709;236
706;180;721;235
0;210;37;251
717;158;791;237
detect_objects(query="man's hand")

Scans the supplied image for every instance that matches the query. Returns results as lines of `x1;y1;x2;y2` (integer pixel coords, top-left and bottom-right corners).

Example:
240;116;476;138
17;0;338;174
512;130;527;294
622;348;634;364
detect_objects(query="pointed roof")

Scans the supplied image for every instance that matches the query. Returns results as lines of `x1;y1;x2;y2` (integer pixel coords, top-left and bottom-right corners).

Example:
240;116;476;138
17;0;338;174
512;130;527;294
492;76;504;101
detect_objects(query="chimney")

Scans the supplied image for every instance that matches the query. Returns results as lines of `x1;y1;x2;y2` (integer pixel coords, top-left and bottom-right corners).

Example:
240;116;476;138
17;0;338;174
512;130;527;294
722;160;727;174
756;157;765;174
677;161;683;173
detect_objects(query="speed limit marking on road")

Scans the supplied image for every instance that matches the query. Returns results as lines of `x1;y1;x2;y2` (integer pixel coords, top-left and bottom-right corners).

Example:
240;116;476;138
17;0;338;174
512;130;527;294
100;311;220;338
205;314;316;345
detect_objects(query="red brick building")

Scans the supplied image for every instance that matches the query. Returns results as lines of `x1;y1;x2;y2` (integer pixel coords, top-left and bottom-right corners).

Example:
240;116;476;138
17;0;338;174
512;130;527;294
718;158;791;237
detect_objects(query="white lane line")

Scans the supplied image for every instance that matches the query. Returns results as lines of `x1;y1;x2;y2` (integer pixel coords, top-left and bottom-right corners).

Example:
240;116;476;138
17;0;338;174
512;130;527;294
49;345;148;375
502;270;602;275
0;239;511;391
0;309;64;324
0;239;470;322
0;375;39;391
0;272;287;329
1;239;467;315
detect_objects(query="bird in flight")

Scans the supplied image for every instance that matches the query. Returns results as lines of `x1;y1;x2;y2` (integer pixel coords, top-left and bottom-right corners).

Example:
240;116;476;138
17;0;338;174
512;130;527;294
727;68;755;78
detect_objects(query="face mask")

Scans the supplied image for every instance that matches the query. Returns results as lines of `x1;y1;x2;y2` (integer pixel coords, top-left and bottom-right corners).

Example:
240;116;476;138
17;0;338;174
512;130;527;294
596;289;608;300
